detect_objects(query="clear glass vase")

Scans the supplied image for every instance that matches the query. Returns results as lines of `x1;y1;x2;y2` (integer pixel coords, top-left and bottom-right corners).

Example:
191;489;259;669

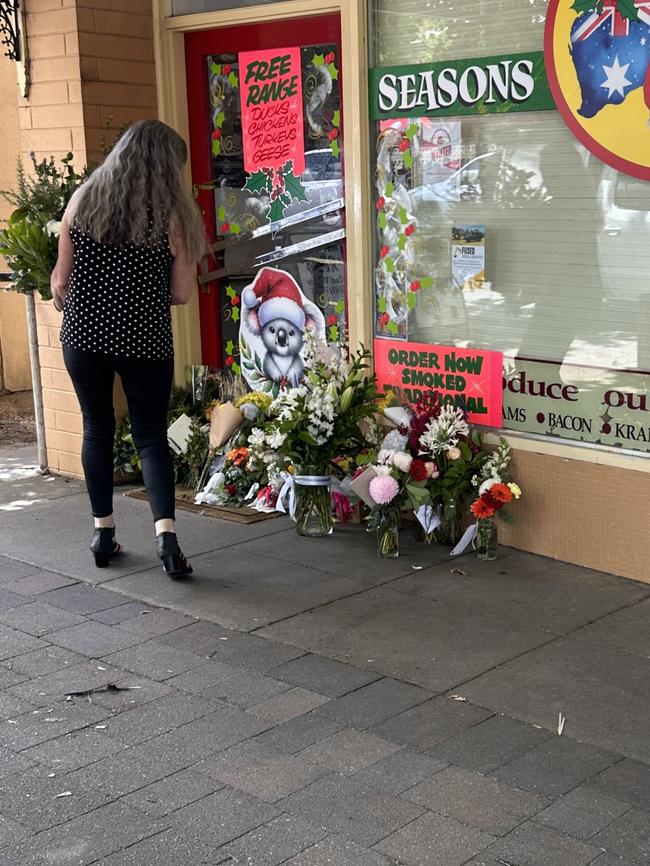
376;508;400;558
474;518;498;560
294;470;332;537
432;501;462;547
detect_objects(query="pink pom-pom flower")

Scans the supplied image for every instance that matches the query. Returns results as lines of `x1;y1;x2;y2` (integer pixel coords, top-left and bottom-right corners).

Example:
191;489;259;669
369;474;399;505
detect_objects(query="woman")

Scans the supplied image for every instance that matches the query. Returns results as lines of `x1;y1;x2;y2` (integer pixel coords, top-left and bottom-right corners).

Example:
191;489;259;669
50;119;206;577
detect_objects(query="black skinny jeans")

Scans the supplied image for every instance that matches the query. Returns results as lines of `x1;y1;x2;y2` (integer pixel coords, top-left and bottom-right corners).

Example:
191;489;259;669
63;346;175;522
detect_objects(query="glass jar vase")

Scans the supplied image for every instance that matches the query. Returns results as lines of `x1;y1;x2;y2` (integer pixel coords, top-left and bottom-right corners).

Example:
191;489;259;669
294;471;333;537
432;501;462;547
376;508;400;558
474;518;498;560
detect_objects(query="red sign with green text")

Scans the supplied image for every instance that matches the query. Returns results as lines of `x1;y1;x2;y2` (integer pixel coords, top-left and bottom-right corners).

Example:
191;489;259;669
239;46;305;176
374;338;503;427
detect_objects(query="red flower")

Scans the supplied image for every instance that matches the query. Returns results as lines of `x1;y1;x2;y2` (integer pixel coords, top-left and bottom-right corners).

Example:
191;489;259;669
471;498;496;520
221;222;230;234
327;314;338;326
379;312;390;328
489;483;513;504
222;64;231;75
225;483;237;497
212;128;222;140
231;294;240;306
225;356;234;367
376;196;385;210
328;128;339;141
399;139;409;152
325;52;335;64
404;224;415;236
379;245;389;258
410;280;421;292
482;491;504;511
409;459;427;481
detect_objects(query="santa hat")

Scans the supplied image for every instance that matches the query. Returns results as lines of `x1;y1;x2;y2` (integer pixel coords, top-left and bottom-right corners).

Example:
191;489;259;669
241;267;305;331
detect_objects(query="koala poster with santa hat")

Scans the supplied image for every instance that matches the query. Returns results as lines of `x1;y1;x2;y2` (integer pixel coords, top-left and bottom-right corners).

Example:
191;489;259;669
240;266;326;392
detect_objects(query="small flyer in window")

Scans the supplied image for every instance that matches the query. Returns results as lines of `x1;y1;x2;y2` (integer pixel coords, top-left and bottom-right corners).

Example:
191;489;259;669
451;224;485;291
421;120;461;202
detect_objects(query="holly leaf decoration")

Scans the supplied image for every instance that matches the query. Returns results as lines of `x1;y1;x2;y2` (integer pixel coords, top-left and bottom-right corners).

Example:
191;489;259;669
403;150;413;169
244;170;271;195
397;236;407;251
269;196;289;223
212;141;221;157
617;0;639;19
328;63;339;81
571;0;597;11
331;140;340;159
377;296;387;313
335;299;345;314
225;285;236;299
384;256;395;273
407;292;417;310
283;171;309;203
398;207;409;225
225;339;235;355
387;321;399;336
420;276;433;289
232;362;241;375
217;207;226;221
216;111;225;128
378;211;387;231
211;63;221;75
228;71;239;88
231;307;240;323
385;181;394;197
328;325;339;342
313;53;325;67
332;109;340;128
405;122;419;140
230;223;241;235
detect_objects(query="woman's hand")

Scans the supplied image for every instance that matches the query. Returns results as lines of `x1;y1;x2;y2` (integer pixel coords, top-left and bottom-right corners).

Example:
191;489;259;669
51;215;74;312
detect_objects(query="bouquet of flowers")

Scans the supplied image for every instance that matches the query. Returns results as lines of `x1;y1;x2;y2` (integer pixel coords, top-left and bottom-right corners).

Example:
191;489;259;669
469;438;522;559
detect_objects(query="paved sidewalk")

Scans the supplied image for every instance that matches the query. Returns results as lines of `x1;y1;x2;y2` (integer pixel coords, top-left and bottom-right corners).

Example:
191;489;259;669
0;447;649;866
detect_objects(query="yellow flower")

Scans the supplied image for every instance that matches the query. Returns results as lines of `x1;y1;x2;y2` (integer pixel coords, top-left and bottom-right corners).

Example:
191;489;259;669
234;391;273;411
508;482;522;499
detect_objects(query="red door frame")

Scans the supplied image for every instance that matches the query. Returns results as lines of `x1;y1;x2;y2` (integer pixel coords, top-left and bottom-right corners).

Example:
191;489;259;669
184;14;342;367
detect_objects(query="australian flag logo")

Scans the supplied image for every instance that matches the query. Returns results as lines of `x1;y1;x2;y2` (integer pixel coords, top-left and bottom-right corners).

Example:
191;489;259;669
570;0;650;118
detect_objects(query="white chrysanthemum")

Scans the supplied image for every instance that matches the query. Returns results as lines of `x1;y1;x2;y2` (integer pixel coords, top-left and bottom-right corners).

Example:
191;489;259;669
381;429;409;451
374;464;393;476
479;478;498;496
420;406;469;455
377;448;393;465
392;451;413;473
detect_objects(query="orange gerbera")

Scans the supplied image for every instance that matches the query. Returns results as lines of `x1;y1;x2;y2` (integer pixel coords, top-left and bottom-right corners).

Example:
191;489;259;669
227;447;249;466
489;483;513;504
471;497;496;520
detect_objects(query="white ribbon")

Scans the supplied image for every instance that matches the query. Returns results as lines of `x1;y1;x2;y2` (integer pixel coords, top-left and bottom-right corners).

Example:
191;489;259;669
276;475;296;519
450;523;478;557
415;505;441;534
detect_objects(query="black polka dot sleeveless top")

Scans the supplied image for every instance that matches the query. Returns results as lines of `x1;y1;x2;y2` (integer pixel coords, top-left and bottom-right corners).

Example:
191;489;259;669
60;227;174;360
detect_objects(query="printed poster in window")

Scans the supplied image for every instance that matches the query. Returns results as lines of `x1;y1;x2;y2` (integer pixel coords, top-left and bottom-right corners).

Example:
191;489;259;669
452;224;485;291
421;120;461;202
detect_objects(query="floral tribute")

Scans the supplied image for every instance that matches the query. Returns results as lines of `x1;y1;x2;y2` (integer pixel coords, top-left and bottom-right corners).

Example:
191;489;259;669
470;438;522;521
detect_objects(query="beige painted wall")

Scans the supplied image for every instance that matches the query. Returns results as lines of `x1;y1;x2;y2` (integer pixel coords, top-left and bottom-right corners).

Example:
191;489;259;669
0;58;31;392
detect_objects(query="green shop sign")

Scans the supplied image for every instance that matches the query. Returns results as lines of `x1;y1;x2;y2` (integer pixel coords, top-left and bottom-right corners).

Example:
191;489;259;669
369;51;554;120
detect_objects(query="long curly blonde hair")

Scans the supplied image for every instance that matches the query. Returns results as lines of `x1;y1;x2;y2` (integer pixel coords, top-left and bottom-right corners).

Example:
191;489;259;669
71;119;206;263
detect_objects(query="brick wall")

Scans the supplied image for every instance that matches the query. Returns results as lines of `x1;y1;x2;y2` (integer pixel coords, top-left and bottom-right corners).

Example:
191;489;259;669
20;0;157;477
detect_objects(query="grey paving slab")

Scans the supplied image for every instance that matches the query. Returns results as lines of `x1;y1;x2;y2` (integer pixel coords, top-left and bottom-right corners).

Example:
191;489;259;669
461;637;650;763
270;652;381;698
93;827;228;866
0;553;45;582
0;624;43;660
0;700;109;752
163;658;241;699
47;620;144;657
0;813;31;848
0;588;37;610
90;600;154;625
0;764;111;832
0;691;32;721
374;811;495;866
0;800;167;866
2;644;86;678
0;601;87;636
121;767;224;818
170;704;272;752
199;739;331;802
389;549;649;635
241;523;451;584
154;619;231;655
247;686;330;725
475;821;604;866
6;659;128;706
403;765;548;836
207;629;304;671
0;749;35;779
428;713;552;774
492;736;620;799
166;786;280;847
282;835;395;866
104;546;373;632
371;695;492;751
257;587;553;693
254;711;346;754
0;663;27;689
39;583;127;615
534;785;633;841
218;813;329;866
591;809;650;863
280;774;424;846
299;728;401;775
350;748;447;795
312;677;432;730
82;673;174;712
114;606;196;638
206;667;292;708
1;570;77;596
20;727;126;772
94;692;221;746
102;639;210;681
572;597;650;658
589;855;641;866
586;759;650;811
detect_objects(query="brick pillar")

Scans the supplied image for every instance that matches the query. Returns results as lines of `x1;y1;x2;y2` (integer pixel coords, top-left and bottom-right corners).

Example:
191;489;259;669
18;0;157;477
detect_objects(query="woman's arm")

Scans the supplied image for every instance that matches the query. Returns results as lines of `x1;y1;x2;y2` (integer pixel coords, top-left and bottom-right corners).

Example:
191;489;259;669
50;214;74;312
169;226;198;306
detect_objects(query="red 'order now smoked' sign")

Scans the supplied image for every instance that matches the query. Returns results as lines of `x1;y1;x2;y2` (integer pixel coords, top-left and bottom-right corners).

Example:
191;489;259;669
374;339;503;427
238;46;305;176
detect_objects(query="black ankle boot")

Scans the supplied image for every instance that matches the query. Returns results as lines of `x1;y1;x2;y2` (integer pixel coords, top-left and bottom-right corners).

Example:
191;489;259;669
90;527;122;568
156;532;192;578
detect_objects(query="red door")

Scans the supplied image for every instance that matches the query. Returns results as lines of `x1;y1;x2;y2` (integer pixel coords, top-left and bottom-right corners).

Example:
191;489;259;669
185;15;345;372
